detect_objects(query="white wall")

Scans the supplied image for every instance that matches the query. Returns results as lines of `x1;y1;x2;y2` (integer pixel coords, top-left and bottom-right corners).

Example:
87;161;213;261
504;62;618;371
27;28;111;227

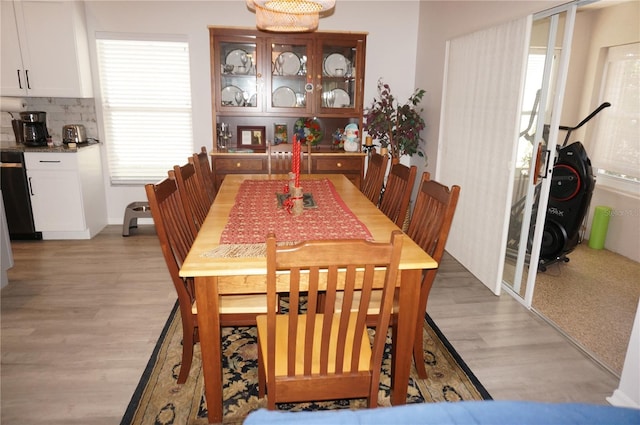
83;0;421;224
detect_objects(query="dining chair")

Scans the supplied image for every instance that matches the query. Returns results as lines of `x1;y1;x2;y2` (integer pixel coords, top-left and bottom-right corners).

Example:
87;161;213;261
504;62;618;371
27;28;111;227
267;142;311;175
145;177;199;384
172;162;210;234
335;172;460;379
360;150;388;206
189;146;217;204
257;231;404;409
378;163;417;229
146;177;269;384
405;172;460;378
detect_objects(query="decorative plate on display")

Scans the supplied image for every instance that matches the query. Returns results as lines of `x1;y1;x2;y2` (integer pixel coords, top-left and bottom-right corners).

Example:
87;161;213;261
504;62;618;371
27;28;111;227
272;86;297;107
225;49;252;73
294;117;323;146
221;85;243;105
323;53;348;76
331;88;350;107
276;52;301;76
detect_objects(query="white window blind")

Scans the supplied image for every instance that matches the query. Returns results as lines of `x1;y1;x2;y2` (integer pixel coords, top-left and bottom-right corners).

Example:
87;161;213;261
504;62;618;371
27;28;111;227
591;42;640;182
438;16;530;295
96;36;193;184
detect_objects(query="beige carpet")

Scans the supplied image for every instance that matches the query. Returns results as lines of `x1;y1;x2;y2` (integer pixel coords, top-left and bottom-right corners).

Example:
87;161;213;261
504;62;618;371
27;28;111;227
533;242;640;375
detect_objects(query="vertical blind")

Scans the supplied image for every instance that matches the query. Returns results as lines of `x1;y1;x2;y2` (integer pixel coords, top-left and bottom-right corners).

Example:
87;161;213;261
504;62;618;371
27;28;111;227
96;36;193;184
437;17;530;294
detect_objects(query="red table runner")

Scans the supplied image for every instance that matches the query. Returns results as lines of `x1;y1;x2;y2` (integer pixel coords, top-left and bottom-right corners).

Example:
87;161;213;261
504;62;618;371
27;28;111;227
219;179;372;244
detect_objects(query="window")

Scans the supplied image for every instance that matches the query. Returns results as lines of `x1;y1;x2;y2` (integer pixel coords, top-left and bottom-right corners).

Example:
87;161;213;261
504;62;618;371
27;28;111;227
96;35;193;184
590;42;640;190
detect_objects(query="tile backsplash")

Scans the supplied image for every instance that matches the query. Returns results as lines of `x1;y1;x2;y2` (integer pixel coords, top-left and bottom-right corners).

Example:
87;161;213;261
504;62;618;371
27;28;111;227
0;97;98;144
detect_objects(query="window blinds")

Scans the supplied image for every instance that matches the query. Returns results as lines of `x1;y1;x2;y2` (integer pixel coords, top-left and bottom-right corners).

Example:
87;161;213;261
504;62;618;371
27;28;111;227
96;37;193;184
590;42;640;181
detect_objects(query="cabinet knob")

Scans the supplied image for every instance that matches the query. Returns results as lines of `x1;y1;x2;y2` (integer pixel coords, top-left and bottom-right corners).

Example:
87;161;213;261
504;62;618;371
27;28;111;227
236;162;241;168
336;162;343;168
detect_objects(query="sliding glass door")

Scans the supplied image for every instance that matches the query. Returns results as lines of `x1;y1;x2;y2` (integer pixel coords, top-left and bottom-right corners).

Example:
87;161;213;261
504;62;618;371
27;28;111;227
502;5;578;306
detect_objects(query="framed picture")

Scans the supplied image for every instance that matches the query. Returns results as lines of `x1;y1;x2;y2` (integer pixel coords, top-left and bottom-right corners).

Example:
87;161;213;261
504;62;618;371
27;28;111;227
237;125;266;151
274;123;288;145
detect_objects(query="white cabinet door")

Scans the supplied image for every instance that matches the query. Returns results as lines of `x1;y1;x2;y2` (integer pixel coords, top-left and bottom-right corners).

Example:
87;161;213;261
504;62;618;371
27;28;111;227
1;1;93;97
0;1;26;96
28;168;85;232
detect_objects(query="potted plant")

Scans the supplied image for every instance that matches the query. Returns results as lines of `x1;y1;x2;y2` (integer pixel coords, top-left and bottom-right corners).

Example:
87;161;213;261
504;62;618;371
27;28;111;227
364;79;426;161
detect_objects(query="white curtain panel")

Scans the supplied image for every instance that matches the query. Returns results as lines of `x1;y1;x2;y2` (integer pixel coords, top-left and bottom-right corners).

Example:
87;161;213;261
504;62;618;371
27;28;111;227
437;16;530;294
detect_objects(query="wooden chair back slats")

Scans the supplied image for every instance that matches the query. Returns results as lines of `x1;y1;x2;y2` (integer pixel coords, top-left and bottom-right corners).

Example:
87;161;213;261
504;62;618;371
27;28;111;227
360;152;388;206
145;177;198;384
267;143;311;175
407;172;461;262
378;163;417;228
190;146;217;204
258;231;403;408
172;162;210;233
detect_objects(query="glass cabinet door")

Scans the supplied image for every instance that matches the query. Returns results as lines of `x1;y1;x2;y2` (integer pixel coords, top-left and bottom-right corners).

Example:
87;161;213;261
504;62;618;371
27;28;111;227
268;39;311;113
217;40;260;111
316;38;363;114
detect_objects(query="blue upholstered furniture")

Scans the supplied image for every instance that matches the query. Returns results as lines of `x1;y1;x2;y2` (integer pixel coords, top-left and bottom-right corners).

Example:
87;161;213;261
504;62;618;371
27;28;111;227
244;400;640;425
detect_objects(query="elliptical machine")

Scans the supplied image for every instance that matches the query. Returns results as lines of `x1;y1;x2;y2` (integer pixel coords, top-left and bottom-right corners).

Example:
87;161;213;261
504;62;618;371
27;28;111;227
538;102;611;271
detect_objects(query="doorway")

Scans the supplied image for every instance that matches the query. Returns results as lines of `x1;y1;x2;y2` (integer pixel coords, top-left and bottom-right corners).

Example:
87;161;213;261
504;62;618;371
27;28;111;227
503;0;640;375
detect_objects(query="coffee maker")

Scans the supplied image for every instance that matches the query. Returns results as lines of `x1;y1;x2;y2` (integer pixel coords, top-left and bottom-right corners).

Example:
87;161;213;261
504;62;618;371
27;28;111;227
18;111;49;146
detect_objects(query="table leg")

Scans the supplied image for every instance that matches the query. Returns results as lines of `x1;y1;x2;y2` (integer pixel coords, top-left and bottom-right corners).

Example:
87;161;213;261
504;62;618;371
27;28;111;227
391;268;421;405
195;276;223;424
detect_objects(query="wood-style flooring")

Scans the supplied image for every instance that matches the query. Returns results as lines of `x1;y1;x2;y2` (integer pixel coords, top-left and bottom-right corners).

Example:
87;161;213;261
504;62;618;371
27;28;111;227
1;225;620;424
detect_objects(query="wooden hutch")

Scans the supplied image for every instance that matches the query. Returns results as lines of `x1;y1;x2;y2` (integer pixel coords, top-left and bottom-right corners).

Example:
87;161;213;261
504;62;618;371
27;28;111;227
209;26;367;188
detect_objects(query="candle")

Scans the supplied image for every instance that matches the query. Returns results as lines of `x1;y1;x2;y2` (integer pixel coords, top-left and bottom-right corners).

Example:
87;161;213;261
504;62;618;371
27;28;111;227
292;135;298;174
294;137;300;187
365;135;373;146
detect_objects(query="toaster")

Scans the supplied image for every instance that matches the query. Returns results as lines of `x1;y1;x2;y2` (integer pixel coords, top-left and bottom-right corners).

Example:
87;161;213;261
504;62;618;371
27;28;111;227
62;124;87;144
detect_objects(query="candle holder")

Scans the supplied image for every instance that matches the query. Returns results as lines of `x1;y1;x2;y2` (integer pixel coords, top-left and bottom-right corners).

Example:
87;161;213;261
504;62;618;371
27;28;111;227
291;186;304;216
288;171;296;193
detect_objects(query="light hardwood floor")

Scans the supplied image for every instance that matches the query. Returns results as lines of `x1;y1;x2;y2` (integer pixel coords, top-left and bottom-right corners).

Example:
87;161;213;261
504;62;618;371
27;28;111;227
1;225;620;424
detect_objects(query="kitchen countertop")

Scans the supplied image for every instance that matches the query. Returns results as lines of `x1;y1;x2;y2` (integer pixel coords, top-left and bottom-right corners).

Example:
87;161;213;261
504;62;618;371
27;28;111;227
0;141;100;153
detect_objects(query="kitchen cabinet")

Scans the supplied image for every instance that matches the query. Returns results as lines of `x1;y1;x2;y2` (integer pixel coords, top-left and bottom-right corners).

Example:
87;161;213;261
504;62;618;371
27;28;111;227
210;26;366;150
24;145;106;239
1;0;93;98
211;152;364;190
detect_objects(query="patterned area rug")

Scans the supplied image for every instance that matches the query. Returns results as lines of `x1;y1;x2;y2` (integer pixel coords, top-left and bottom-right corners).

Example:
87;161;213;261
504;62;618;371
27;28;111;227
121;303;491;425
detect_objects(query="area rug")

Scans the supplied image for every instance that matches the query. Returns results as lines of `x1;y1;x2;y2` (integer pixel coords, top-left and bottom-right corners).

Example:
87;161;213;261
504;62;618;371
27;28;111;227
121;303;491;425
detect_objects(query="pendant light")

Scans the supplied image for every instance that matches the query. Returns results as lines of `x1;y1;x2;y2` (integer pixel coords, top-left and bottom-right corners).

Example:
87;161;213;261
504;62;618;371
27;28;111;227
246;0;335;33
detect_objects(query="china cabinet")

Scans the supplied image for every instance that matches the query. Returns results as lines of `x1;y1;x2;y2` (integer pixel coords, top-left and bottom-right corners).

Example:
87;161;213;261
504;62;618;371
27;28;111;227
1;0;93;98
209;27;367;187
209;26;367;150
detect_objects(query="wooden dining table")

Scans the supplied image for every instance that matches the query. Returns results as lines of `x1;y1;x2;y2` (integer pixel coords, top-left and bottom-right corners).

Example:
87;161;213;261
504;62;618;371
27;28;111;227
179;173;437;424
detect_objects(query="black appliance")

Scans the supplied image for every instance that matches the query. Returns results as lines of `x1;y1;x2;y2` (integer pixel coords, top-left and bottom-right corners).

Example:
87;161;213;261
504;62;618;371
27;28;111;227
19;111;49;147
540;141;595;264
0;151;42;240
538;102;610;271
